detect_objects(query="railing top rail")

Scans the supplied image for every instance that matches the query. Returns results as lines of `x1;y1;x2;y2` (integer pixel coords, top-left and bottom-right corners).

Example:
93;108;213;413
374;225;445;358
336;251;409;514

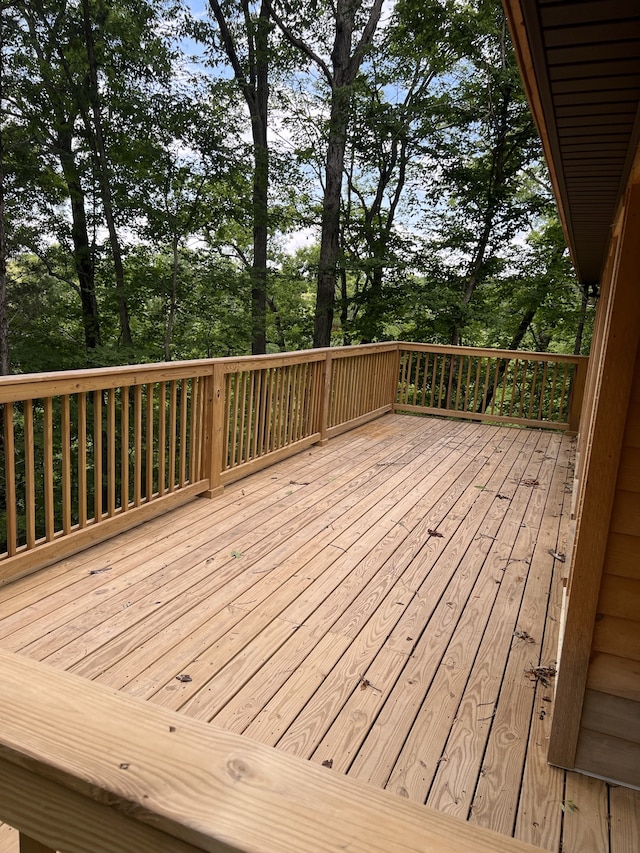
0;343;400;403
397;341;588;364
0;649;540;853
0;341;587;403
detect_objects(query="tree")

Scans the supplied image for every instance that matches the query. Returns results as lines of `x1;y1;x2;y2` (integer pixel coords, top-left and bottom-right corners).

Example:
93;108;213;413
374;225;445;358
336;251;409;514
205;0;271;355
423;1;542;347
339;0;470;343
270;0;384;347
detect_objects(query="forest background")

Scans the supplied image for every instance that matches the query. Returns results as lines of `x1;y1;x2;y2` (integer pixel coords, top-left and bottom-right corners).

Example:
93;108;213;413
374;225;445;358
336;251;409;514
0;0;596;376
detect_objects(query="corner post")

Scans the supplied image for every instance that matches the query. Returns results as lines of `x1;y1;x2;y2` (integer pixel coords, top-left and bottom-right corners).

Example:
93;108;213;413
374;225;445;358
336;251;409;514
201;363;225;498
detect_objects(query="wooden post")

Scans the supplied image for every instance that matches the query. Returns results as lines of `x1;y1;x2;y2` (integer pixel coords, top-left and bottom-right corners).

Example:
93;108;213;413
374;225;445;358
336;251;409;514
200;364;225;498
566;357;588;435
317;351;333;446
19;834;56;853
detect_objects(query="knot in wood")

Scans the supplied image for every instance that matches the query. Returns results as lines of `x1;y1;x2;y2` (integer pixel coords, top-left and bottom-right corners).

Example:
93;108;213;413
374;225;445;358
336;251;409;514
227;757;252;782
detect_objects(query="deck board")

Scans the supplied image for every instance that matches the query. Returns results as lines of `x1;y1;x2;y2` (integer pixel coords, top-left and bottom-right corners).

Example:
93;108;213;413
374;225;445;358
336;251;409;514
0;413;637;853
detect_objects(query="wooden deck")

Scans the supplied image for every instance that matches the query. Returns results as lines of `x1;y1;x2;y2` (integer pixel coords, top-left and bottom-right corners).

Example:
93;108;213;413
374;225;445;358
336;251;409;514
0;413;637;852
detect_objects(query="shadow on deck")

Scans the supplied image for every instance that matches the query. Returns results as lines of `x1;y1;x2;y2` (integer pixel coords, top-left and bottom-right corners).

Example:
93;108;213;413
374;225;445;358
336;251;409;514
0;414;637;852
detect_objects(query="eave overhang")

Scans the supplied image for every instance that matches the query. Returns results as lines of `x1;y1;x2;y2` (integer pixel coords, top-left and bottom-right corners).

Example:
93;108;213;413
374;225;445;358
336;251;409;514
503;0;640;285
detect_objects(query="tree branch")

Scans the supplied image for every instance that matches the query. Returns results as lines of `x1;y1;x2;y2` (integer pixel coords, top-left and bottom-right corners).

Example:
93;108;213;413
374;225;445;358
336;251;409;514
267;1;333;87
347;0;384;83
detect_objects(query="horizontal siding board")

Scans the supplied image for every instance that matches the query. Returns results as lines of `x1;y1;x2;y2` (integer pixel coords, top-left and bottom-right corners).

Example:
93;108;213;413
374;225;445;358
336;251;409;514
605;532;640;579
587;652;640;702
581;689;640;743
597;574;640;622
575;728;640;787
592;614;640;661
616;446;640;491
609;489;640;536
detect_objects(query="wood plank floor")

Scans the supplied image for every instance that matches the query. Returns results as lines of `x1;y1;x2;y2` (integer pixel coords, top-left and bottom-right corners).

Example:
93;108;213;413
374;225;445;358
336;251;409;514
0;414;638;853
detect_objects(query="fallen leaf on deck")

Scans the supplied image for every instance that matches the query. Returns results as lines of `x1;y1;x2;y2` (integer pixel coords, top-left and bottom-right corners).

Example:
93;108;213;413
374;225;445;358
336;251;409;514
496;493;510;500
548;549;566;562
521;479;540;487
322;759;333;768
525;665;557;687
119;763;130;770
514;629;536;644
290;480;311;485
89;566;112;575
561;800;579;814
428;529;444;538
176;674;192;683
230;550;244;558
169;726;176;732
360;679;370;690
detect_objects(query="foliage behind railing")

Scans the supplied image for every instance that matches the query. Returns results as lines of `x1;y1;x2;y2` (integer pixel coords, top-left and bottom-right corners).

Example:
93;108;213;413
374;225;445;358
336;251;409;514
0;342;585;585
396;343;587;432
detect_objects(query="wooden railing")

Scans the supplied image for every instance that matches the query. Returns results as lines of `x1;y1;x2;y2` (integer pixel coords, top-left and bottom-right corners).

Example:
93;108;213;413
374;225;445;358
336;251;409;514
0;346;398;584
396;343;587;432
0;342;585;585
0;649;541;853
0;362;211;586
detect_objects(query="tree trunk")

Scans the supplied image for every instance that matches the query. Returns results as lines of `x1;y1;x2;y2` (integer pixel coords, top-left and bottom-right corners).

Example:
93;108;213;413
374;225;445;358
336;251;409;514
164;232;179;361
250;2;269;355
314;86;351;346
81;0;133;347
0;19;9;376
209;0;269;355
57;126;101;352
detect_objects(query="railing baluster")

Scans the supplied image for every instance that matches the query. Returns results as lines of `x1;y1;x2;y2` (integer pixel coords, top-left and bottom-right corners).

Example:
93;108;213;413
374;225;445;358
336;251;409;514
157;382;166;496
146;384;155;498
527;361;539;420
517;360;528;418
133;385;142;506
509;360;519;417
24;400;36;547
3;402;16;555
121;387;129;508
93;390;102;521
464;356;472;411
78;393;87;527
61;395;72;533
558;362;570;420
537;361;549;420
107;389;116;516
480;358;491;413
489;358;500;415
168;380;177;491
179;379;188;487
43;398;55;540
420;352;430;406
188;377;199;483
